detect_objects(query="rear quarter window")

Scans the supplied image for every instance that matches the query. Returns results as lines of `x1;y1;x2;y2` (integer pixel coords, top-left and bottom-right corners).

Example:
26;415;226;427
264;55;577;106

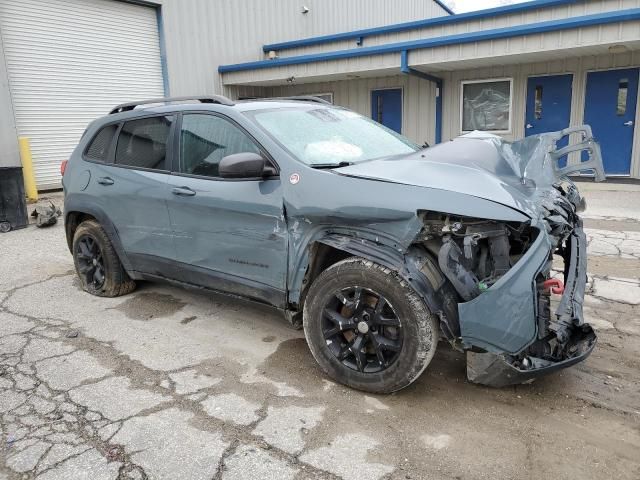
85;124;118;162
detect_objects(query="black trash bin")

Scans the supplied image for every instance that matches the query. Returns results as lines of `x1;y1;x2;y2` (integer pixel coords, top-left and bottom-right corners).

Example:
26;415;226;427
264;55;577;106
0;167;29;233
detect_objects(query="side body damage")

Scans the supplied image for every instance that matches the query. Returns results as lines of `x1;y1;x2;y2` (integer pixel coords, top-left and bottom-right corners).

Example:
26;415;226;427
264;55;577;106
284;126;603;387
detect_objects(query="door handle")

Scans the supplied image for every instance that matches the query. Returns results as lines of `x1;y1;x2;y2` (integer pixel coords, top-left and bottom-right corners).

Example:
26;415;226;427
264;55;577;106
171;186;196;197
97;176;114;186
624;120;634;126
526;123;533;129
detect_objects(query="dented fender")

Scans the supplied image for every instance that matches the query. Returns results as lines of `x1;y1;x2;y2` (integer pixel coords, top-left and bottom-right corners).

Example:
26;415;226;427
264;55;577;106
283;186;529;309
288;230;459;341
316;234;442;315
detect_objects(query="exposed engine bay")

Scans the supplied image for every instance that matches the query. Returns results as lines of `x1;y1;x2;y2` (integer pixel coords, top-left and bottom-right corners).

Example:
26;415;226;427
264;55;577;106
419;212;535;301
412;179;597;387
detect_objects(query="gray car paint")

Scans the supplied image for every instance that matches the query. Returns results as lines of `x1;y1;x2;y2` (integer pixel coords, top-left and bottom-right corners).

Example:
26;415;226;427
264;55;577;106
458;227;550;354
166;175;287;290
90;165;175;270
64;101;604;373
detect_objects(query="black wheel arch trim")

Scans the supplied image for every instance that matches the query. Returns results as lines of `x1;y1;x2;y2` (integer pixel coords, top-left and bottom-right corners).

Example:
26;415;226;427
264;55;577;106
64;195;134;274
303;233;455;340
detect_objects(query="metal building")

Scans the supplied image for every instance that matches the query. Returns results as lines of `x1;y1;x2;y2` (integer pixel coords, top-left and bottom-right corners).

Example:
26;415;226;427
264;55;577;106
0;0;166;189
1;0;640;190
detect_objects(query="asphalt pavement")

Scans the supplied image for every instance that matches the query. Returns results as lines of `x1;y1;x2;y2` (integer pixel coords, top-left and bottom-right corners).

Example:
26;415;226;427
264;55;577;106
1;183;639;480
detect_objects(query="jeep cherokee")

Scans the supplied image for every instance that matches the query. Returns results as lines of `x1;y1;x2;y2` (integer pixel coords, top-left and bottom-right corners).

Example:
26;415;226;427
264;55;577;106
62;95;605;392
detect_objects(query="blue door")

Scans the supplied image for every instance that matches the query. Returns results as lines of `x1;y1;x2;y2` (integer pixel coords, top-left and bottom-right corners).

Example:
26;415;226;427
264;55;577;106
525;74;573;137
584;68;639;174
371;88;402;133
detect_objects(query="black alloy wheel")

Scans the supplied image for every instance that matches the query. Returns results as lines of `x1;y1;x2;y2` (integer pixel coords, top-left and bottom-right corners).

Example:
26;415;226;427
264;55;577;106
75;234;106;289
72;219;136;297
322;286;403;373
303;257;440;393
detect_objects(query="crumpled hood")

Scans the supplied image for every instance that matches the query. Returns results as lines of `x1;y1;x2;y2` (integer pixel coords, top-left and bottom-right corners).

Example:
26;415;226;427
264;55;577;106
335;129;605;219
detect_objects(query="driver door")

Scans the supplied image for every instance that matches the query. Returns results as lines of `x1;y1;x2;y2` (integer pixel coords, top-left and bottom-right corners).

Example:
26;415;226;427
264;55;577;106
166;112;287;306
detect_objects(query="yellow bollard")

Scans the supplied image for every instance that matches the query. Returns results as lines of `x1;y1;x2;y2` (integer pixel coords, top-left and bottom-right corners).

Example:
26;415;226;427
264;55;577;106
18;137;38;202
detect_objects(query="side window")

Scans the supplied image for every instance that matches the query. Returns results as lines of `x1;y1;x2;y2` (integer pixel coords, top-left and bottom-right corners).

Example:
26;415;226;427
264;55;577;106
180;114;261;178
85;124;118;162
115;116;173;170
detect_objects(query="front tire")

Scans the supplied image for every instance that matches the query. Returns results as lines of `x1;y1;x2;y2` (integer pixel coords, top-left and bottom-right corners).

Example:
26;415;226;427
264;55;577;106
72;220;136;297
303;257;438;393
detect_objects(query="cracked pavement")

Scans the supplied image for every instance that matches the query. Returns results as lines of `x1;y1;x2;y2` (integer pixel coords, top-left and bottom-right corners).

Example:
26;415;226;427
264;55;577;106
1;185;640;480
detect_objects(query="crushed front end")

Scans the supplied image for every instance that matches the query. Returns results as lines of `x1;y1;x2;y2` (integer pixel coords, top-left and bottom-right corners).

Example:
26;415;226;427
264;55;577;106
417;126;604;387
465;192;597;388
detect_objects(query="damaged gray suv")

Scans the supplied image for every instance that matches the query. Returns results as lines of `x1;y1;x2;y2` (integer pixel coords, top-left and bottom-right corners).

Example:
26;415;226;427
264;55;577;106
63;95;605;392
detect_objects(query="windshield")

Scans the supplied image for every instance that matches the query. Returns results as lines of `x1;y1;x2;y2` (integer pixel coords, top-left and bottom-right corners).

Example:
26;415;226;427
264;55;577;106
246;106;419;166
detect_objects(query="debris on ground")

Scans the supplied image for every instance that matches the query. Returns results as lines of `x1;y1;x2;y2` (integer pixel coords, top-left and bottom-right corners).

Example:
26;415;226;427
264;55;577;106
31;201;62;227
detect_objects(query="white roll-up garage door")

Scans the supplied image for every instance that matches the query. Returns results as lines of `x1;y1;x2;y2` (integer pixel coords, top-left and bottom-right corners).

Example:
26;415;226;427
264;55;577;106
0;0;165;190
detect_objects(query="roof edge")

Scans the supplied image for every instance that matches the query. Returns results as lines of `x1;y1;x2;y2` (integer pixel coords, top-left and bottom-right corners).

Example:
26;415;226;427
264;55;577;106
262;0;580;53
221;8;640;74
432;0;455;16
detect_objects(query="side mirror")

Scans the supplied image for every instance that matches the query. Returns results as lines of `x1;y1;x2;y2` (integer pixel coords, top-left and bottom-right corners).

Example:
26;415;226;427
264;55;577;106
218;152;274;178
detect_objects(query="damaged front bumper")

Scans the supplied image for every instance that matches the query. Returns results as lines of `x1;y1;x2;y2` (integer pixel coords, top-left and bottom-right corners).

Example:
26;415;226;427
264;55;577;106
466;326;595;388
462;223;596;387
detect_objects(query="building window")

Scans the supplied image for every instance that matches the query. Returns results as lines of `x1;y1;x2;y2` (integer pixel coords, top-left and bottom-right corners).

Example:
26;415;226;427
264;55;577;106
534;85;544;120
308;93;334;104
461;79;512;132
617;79;629;116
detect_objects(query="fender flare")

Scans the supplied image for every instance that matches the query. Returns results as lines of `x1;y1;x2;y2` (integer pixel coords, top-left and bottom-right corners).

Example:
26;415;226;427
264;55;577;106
295;233;458;339
64;194;134;273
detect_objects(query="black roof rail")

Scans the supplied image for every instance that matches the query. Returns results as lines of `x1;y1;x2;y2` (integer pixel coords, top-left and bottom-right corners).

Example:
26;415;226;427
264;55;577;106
109;95;235;114
260;95;332;105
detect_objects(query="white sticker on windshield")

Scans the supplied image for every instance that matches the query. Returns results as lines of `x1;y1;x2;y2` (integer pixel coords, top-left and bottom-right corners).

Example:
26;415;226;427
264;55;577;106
304;140;363;164
340;110;361;119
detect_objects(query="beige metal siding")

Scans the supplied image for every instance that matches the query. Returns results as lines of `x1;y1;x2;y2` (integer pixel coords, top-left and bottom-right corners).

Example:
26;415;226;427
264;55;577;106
157;0;448;95
219;0;640;87
0;0;165;189
273;0;640;58
410;21;640;70
221;54;402;87
222;17;640;87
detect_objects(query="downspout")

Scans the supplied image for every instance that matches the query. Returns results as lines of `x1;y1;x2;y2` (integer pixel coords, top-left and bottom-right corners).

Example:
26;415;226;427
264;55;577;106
155;6;170;96
400;50;442;144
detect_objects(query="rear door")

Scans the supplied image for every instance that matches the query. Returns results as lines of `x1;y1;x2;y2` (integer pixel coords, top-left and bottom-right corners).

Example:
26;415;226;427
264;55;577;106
166;112;287;306
85;114;176;274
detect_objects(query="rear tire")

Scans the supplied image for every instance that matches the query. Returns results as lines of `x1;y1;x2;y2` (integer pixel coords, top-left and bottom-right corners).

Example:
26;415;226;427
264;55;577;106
72;220;136;297
303;257;438;393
